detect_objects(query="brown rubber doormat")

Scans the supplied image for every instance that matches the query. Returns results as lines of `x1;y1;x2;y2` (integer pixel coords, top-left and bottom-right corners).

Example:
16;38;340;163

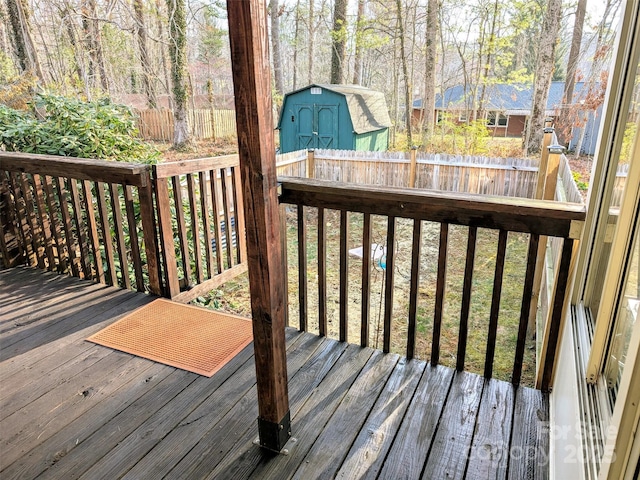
87;298;253;377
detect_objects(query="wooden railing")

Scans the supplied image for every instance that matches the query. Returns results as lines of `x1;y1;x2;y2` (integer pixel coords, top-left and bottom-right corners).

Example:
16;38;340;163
153;156;247;302
279;177;585;391
0;152;248;302
0;152;161;294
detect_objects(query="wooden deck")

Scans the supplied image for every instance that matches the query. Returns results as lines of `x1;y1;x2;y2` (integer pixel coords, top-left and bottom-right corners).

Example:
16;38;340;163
0;267;549;480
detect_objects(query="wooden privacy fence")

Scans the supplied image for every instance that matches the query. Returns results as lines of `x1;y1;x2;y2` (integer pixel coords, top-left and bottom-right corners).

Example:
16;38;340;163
279;177;586;391
135;109;237;142
0;152;247;302
280;149;542;198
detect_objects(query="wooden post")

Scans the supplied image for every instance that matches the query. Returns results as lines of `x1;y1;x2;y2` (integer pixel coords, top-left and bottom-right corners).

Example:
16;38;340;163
409;145;418;188
138;169;162;296
528;143;564;338
534;127;555;200
306;149;315;179
227;0;290;452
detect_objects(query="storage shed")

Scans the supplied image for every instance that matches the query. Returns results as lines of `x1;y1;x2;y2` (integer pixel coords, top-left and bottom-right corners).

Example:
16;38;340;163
277;84;392;153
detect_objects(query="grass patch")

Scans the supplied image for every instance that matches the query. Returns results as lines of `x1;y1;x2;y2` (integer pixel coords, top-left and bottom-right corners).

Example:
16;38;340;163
210;207;538;387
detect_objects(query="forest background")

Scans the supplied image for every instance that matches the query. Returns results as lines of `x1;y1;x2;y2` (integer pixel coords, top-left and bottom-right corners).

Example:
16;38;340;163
0;0;622;157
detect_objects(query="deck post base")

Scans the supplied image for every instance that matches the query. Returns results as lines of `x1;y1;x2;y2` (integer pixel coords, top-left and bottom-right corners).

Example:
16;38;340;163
257;410;291;453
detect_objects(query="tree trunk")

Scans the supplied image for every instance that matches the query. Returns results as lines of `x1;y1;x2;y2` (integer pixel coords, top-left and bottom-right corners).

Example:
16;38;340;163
269;0;284;96
154;0;172;102
395;0;412;146
422;0;438;145
558;0;587;144
166;0;190;148
134;0;157;108
477;0;500;116
292;0;300;89
5;0;44;81
82;0;109;93
330;0;347;84
307;0;314;84
352;0;365;85
525;0;562;155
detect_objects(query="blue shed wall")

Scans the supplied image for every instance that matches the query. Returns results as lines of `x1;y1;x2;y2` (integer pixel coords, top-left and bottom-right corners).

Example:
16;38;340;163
278;89;354;153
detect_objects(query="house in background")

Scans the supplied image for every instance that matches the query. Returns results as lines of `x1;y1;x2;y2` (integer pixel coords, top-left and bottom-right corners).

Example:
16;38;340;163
277;84;392;153
413;82;602;155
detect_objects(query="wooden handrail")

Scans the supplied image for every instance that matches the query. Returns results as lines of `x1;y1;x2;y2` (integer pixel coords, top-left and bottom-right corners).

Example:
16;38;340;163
0;152;149;186
279;177;585;238
279;176;585;391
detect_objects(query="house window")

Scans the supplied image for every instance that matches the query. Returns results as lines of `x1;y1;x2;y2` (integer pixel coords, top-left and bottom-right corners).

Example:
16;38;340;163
458;111;468;122
310;87;322;95
487;111;508;127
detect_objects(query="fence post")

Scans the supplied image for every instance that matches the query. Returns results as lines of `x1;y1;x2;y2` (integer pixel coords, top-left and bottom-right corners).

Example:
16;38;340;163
307;149;315;179
528;143;564;338
138;168;162;296
409;145;418;188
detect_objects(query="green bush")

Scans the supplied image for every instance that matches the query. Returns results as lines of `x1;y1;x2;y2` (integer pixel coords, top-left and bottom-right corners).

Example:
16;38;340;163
0;94;159;164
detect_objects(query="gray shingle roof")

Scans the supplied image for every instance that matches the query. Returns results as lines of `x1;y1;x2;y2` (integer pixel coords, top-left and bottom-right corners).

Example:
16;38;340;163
413;82;590;114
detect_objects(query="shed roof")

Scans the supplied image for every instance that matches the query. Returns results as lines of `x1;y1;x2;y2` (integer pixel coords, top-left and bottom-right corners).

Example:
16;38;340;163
280;84;392;134
413;82;590;115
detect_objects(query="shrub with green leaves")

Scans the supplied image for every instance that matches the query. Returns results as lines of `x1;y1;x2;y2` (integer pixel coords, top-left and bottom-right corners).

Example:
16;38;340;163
0;94;159;164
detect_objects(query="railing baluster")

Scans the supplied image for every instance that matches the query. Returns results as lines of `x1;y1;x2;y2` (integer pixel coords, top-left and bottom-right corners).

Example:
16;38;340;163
18;174;45;269
186;173;204;283
210;169;225;274
339;210;349;342
297;204;307;331
383;216;396;353
539;238;575;392
55;178;80;277
484;229;508;378
109;184;131;290
431;223;449;366
457;226;477;371
199;171;215;278
82;180;105;284
280;202;289;326
9;173;34;265
171;176;193;282
123;185;145;292
231;166;246;264
41;175;66;272
32;174;56;270
69;178;91;279
407;219;422;359
318;207;327;336
513;233;540;386
220;168;234;268
95;182;117;286
361;212;372;347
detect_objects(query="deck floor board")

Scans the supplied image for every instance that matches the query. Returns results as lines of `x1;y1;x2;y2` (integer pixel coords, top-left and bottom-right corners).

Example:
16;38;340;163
0;267;550;480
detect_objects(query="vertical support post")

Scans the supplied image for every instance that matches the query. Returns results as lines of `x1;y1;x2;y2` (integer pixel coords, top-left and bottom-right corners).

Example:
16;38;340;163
528;143;563;337
534;126;555;200
138;169;162;296
409;145;418;188
306;149;315;179
227;0;290;453
153;169;180;298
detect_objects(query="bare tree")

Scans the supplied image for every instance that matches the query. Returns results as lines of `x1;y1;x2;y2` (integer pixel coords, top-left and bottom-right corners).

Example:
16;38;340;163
395;0;412;145
352;0;365;85
525;0;562;155
5;0;44;81
330;0;347;83
133;0;157;108
270;0;284;96
421;0;438;144
166;0;190;148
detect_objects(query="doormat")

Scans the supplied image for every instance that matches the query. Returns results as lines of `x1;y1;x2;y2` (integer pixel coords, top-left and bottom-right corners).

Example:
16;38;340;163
87;298;253;377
